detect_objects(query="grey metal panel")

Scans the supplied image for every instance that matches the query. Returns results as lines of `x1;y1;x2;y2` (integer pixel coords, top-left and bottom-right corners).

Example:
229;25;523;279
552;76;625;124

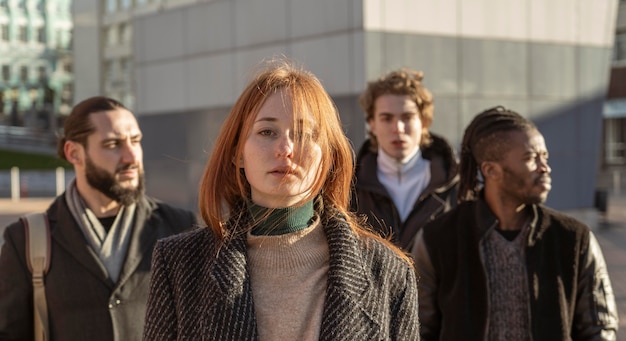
529;43;577;99
430;95;462;147
404;34;459;95
333;95;366;150
135;32;611;212
459;39;528;97
577;46;613;97
138;107;229;211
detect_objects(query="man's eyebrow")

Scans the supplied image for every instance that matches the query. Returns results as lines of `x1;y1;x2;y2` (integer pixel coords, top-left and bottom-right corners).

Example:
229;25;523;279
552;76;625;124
101;132;142;143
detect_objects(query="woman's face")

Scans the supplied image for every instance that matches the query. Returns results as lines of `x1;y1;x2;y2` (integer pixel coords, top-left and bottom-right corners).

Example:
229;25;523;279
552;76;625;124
242;88;323;208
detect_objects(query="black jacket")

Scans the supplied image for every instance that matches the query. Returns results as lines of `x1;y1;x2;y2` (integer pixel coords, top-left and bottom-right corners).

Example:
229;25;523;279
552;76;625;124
352;133;458;251
0;194;196;341
413;198;619;341
143;204;420;340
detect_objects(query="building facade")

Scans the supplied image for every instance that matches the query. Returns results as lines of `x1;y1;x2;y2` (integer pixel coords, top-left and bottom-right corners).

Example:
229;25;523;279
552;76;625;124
74;0;619;211
0;0;73;131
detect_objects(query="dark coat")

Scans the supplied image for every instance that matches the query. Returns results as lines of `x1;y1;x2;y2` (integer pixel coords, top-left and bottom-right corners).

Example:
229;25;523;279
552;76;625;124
0;194;196;341
413;198;619;341
143;205;420;340
352;133;458;251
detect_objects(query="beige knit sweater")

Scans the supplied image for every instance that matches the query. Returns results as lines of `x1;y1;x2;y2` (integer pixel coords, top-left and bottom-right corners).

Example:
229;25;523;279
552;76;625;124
247;219;329;341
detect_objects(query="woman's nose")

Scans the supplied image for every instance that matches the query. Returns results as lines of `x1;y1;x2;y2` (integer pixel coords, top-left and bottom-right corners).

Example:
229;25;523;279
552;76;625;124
276;135;294;158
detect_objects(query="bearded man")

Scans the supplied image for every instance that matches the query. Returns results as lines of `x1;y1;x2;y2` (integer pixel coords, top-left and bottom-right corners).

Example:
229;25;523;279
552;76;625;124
0;96;196;340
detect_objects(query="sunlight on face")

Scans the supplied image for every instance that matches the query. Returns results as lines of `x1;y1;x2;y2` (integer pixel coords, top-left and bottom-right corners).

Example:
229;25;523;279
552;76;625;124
242;88;323;208
497;129;552;206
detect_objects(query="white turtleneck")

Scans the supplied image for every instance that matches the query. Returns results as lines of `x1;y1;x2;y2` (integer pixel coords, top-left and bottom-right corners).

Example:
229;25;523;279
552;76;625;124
377;146;431;222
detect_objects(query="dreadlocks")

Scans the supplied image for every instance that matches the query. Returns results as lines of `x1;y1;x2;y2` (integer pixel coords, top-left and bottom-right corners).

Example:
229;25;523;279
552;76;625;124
458;106;537;202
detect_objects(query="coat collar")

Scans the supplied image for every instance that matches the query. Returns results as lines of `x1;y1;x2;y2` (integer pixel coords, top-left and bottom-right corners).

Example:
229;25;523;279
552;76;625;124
47;194;156;288
204;204;382;339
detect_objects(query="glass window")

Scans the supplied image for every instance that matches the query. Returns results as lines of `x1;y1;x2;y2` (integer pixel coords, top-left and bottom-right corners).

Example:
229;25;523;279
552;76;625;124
56;28;63;48
106;0;117;13
37;27;45;43
18;0;25;10
2;65;10;81
605;118;626;165
104;60;114;83
105;26;116;46
0;0;8;9
120;58;129;74
19;26;28;42
118;23;126;44
1;24;9;41
20;66;28;82
615;32;626;62
38;65;46;81
120;0;131;10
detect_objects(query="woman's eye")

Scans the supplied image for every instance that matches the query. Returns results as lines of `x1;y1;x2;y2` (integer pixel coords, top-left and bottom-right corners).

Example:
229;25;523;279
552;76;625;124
259;129;274;137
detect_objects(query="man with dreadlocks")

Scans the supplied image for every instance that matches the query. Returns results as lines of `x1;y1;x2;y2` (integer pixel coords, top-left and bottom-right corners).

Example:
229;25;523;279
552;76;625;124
352;68;458;252
412;106;618;340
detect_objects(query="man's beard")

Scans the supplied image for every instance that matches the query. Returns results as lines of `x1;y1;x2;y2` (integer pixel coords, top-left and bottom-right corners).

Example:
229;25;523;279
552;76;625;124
501;166;550;205
85;156;145;206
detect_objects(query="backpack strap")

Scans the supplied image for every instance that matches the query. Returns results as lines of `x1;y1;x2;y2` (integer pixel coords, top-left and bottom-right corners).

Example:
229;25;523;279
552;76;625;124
21;213;51;341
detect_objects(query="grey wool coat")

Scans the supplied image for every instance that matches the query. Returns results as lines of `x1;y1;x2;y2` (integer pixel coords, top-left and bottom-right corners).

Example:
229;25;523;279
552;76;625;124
143;204;420;340
0;194;196;341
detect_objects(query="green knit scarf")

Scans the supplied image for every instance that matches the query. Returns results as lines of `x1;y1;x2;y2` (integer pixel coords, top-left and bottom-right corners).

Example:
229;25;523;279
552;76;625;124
248;200;315;236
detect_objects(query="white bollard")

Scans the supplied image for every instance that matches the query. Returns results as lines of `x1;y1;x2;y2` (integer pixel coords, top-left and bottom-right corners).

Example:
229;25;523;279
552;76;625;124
10;167;19;202
56;167;65;196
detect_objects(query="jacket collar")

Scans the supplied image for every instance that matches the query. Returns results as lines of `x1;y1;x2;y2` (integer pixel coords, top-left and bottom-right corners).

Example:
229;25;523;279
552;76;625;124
355;133;459;197
473;196;540;242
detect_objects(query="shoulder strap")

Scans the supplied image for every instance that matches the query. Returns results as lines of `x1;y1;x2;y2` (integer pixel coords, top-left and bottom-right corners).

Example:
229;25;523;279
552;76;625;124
21;213;51;341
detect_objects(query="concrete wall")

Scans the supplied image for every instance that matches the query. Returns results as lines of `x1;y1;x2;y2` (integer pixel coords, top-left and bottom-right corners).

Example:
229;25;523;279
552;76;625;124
134;0;618;211
72;0;102;101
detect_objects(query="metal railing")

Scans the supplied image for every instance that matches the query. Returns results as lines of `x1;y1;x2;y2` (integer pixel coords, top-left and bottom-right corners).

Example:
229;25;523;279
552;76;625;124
0;125;57;154
0;167;73;200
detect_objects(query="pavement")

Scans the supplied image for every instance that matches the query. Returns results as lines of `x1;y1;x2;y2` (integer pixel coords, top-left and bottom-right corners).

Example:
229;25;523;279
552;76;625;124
0;195;625;337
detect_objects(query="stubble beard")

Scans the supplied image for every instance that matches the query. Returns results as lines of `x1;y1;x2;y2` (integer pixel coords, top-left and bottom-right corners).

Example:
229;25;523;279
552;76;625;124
502;166;550;205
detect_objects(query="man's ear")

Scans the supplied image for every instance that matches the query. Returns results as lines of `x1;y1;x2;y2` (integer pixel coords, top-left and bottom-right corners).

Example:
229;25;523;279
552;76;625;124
64;141;83;165
480;161;501;180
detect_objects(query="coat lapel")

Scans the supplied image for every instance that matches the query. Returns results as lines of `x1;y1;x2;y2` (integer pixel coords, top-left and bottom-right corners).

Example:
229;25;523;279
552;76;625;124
201;213;258;339
115;197;156;289
320;215;382;340
48;196;112;287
